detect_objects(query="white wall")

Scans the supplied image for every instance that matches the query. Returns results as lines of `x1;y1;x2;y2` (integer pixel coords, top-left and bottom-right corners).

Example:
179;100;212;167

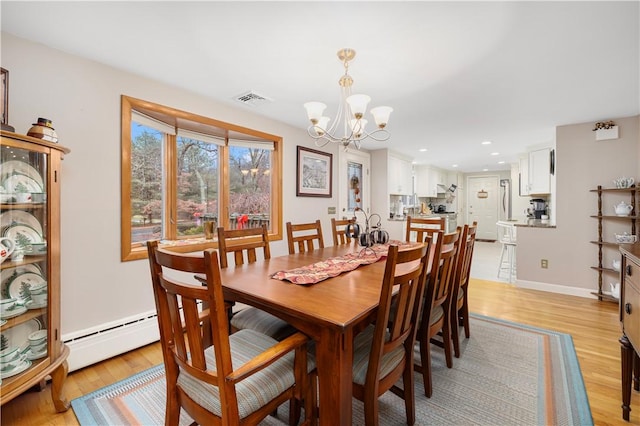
1;33;341;344
517;115;640;296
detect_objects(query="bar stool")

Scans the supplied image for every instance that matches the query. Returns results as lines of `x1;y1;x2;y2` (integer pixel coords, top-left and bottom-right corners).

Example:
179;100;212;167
496;221;517;282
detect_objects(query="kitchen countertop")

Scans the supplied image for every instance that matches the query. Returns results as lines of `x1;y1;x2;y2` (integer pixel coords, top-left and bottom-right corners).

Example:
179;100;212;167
388;212;457;222
390;217;554;228
513;219;556;228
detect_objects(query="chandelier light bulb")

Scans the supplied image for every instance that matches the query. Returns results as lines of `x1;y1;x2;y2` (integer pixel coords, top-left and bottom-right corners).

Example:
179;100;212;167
350;118;368;139
370;106;393;129
303;102;327;124
314;116;331;136
346;94;371;119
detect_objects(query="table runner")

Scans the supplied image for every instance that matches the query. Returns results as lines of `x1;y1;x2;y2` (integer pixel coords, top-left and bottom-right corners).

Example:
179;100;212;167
272;241;415;285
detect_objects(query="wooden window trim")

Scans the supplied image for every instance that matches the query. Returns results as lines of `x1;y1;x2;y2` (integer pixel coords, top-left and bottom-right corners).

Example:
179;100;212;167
120;95;283;261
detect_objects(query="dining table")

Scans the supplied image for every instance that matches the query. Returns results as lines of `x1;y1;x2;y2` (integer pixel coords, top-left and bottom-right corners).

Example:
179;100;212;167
215;242;413;426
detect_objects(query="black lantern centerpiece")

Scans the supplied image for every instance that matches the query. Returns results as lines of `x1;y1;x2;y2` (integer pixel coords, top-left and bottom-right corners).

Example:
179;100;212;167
345;209;389;251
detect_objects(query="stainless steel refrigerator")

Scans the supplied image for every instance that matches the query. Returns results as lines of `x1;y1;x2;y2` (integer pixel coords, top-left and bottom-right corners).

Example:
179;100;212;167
500;179;512;220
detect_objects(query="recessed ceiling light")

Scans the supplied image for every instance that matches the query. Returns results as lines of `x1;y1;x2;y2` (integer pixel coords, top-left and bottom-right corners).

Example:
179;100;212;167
490;152;499;156
483;168;489;172
452;164;458;168
481;141;492;145
419;148;427;152
498;160;505;164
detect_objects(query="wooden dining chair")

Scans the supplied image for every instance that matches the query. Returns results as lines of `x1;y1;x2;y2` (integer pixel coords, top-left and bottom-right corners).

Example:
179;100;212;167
217;225;296;341
451;222;477;357
414;228;460;398
146;240;314;426
352;242;430;426
286;220;325;254
331;217;356;246
405;216;445;243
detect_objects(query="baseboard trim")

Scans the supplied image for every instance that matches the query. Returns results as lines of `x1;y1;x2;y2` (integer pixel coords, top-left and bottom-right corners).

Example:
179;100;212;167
515;279;597;299
63;311;159;372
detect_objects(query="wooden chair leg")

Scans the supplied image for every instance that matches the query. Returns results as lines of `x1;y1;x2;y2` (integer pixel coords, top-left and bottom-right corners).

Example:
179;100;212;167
419;336;433;398
166;383;181;426
402;361;416;425
451;308;461;358
442;322;453;368
306;371;318;426
461;301;471;338
363;386;379;426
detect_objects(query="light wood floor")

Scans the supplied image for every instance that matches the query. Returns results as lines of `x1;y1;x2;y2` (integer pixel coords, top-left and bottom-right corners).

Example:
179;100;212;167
1;279;637;425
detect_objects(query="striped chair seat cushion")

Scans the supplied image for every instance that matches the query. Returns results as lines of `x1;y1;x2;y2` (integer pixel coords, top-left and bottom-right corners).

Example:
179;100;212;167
352;324;406;385
231;308;296;341
429;305;444;325
177;329;298;419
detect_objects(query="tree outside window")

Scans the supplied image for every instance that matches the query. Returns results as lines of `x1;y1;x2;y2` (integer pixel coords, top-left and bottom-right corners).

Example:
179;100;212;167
121;95;282;261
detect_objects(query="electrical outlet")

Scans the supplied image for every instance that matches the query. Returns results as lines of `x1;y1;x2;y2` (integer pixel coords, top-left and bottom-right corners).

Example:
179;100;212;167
541;259;548;269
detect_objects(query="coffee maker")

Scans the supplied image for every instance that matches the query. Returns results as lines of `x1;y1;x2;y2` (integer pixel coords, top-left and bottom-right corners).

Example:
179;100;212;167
530;198;547;219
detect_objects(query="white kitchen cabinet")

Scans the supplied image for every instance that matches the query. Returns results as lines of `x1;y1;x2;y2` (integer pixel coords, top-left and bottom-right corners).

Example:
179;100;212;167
370;149;414;219
416;166;446;197
430;168;446;192
528;148;551;194
415;165;432;197
519;148;552;196
519;156;529;196
388;152;413;195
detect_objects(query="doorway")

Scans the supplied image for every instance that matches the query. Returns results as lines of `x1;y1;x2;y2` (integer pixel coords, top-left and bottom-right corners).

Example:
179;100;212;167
467;175;499;241
338;149;370;219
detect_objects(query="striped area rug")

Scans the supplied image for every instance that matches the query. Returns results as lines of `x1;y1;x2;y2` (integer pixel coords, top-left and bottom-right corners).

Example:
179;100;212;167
71;314;593;425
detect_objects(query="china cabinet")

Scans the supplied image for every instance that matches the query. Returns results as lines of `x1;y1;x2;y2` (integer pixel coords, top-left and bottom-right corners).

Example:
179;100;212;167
590;185;637;302
0;130;70;411
619;243;640;420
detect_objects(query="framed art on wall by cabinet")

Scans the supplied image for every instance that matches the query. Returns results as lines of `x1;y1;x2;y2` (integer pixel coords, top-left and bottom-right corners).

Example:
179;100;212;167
296;146;332;197
1;68;14;132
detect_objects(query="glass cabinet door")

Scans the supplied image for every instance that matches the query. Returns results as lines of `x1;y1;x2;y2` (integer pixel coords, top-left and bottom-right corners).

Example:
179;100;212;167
0;143;49;381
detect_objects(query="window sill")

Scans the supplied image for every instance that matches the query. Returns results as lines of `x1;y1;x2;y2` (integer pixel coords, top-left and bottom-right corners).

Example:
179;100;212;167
124;238;218;262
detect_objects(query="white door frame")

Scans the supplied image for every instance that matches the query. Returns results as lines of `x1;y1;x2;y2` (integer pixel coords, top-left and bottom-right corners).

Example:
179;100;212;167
338;149;371;219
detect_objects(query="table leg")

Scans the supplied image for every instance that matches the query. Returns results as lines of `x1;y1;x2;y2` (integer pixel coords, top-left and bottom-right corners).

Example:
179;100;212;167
621;334;634;421
316;328;353;426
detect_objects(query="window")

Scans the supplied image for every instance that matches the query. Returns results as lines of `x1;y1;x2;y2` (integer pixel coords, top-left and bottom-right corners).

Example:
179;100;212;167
121;95;282;261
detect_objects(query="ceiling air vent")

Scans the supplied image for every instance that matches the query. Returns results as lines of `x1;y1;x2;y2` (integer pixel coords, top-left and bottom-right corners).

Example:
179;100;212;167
233;91;272;107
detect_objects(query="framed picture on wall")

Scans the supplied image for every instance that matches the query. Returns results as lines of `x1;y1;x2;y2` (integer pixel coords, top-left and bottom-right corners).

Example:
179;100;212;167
1;68;8;126
296;146;332;197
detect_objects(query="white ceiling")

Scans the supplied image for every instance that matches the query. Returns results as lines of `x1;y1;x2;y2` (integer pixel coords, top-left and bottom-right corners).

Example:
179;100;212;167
2;1;638;172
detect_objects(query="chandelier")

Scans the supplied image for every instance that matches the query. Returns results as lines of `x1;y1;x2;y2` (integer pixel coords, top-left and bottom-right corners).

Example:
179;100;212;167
303;48;393;150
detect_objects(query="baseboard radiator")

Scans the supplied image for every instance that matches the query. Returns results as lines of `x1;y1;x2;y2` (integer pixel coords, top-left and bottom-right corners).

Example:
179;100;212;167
62;310;160;372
